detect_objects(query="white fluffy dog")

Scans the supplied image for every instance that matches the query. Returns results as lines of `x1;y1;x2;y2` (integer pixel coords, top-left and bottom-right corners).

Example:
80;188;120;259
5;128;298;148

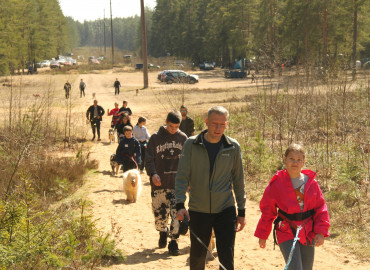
122;169;141;203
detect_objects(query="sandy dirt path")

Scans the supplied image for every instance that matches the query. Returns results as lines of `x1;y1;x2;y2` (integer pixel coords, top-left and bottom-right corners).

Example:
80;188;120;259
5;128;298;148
3;70;368;269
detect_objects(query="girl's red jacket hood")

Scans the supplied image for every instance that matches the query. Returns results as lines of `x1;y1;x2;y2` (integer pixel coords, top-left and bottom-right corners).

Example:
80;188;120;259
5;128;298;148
254;169;330;245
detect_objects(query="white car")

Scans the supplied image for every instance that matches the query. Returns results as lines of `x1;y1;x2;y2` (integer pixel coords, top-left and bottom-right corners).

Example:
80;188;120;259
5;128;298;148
41;60;51;67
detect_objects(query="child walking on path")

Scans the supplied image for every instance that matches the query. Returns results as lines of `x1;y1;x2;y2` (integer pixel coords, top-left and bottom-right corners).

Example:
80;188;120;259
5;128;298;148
255;143;330;270
116;126;141;172
133;117;150;173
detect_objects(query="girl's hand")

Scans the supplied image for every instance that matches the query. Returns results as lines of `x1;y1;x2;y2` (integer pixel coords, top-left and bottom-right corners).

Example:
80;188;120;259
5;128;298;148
314;233;325;247
259;238;266;248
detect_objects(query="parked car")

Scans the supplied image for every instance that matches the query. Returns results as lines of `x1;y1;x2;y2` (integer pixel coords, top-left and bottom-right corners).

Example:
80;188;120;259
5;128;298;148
50;60;61;69
41;60;51;67
157;70;168;82
63;59;73;66
89;58;100;65
163;70;199;84
199;63;214;70
224;70;247;78
36;60;50;68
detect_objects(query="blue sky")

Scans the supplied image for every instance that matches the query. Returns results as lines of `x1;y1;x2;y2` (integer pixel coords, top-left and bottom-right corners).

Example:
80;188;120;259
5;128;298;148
59;0;157;22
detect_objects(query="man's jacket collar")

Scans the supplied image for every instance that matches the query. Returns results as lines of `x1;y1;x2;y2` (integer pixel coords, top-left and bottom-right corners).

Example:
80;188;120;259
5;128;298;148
193;130;233;148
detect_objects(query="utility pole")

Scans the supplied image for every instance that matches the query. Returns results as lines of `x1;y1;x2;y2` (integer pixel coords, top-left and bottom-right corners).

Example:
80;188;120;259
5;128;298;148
140;0;149;88
110;0;114;66
104;9;106;56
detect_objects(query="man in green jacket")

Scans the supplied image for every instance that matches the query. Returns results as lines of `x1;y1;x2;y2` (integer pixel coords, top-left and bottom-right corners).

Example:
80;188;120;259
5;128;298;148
175;106;246;270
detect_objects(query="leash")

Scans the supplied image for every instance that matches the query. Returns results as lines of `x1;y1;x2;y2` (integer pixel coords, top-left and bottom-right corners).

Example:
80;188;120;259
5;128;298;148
284;225;302;270
189;228;227;270
122;153;138;170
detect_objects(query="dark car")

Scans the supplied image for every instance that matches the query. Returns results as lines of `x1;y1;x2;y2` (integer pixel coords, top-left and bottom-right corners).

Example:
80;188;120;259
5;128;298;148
199;63;214;70
163;70;199;84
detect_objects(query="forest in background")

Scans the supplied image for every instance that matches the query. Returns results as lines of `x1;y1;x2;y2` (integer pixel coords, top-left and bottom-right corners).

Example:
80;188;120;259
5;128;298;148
1;0;370;76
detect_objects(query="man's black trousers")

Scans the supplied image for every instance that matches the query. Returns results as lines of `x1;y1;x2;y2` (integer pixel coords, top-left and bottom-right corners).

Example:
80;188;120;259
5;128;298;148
189;206;236;270
91;120;100;139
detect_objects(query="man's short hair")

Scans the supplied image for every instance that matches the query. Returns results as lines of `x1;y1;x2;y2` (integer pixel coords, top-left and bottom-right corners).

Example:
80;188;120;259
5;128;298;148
123;126;133;133
166;110;181;124
180;105;187;110
207;106;229;119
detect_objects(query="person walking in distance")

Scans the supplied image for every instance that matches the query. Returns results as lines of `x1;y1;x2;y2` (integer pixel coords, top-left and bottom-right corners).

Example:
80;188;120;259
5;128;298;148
145;111;187;256
86;100;105;141
107;102;121;130
114;78;121;95
79;79;86;98
179;105;195;137
133;117;150;173
64;80;71;99
175;106;246;270
118;100;132;116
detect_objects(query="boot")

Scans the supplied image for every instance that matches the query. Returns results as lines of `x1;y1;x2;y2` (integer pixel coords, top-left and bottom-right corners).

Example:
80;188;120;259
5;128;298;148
168;239;180;256
158;230;168;248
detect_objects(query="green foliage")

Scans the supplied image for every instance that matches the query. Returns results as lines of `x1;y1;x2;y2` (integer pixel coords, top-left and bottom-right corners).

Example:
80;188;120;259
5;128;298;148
0;0;72;75
0;195;125;269
227;77;369;257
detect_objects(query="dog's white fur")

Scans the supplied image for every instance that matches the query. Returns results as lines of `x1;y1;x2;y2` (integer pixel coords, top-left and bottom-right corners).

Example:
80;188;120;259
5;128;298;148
123;169;141;203
108;128;115;144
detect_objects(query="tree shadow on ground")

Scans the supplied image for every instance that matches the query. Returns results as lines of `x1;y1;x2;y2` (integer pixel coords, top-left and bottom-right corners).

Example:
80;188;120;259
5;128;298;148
97;170;114;176
112;199;130;205
123;246;190;265
93;189;121;193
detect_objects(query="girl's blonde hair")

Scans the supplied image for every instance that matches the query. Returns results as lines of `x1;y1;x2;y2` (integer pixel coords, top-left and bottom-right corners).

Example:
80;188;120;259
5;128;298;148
284;143;305;158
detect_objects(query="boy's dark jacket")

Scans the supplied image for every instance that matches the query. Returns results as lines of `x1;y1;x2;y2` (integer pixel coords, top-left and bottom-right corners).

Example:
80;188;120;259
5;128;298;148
145;126;187;190
116;137;141;165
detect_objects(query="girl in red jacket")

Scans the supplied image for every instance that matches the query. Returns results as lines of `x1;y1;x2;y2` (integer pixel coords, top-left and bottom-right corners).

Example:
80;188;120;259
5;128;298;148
255;143;330;270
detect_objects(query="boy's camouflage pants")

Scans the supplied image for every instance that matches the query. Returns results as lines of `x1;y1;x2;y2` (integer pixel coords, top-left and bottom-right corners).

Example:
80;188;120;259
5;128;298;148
151;189;180;240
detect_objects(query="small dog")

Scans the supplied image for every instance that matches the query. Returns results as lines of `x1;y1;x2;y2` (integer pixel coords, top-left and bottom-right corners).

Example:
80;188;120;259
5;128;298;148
207;230;216;260
108;129;115;144
123;169;141;203
110;154;120;175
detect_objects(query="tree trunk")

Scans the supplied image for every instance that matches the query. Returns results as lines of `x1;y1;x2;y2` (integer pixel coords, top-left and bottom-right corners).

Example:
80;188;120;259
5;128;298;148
141;0;149;88
110;0;114;66
323;8;328;67
352;0;358;81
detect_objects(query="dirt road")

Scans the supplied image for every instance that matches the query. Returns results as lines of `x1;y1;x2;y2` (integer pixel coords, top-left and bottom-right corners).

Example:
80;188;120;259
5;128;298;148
2;70;368;269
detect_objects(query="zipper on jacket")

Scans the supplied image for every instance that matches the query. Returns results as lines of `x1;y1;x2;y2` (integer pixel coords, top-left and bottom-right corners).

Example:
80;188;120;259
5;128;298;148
208;146;231;214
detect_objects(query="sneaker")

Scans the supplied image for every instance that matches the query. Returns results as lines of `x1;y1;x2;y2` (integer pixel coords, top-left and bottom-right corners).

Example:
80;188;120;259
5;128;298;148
91;137;95;141
158;230;168;248
168;240;181;256
97;138;101;141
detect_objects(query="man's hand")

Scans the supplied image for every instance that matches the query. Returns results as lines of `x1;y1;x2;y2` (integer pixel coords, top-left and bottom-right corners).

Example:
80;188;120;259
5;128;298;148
236;216;246;232
314;233;325;247
152;174;161;186
97;116;100;119
176;208;190;221
259;238;266;248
